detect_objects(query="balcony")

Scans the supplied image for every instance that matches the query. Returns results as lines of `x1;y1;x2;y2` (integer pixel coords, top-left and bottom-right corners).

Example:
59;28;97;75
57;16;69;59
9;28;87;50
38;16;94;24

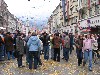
91;0;99;5
70;1;78;8
60;15;63;20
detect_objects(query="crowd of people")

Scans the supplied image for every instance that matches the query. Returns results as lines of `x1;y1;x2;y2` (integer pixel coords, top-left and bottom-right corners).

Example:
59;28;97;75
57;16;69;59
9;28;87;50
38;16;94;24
0;29;100;71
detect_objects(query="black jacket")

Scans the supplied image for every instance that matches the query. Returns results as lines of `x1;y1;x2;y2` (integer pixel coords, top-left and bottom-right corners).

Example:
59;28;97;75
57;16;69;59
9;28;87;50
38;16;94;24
41;35;50;46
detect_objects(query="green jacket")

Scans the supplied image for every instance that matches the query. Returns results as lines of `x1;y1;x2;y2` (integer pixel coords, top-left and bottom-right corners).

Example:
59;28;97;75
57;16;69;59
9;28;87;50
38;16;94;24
64;36;70;48
16;36;24;55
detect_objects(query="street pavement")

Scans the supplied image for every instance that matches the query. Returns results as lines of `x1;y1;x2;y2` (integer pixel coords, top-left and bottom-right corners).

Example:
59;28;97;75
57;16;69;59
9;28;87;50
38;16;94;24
0;48;100;75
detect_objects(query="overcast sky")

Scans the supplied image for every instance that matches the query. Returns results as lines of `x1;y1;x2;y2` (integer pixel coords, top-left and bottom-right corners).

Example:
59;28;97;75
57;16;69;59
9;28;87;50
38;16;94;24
4;0;60;22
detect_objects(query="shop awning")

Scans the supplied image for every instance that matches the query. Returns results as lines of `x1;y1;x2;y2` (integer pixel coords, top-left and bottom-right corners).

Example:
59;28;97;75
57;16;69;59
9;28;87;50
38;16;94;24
81;29;91;32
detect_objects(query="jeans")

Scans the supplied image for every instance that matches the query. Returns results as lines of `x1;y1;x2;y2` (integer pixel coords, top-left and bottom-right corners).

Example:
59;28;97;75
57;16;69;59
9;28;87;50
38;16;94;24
51;48;54;59
26;46;29;63
43;45;49;60
29;51;39;69
63;47;66;58
76;49;83;66
38;51;42;65
7;51;15;60
64;48;69;62
17;54;23;67
0;46;3;60
0;45;5;57
54;48;60;62
70;44;73;54
84;50;92;69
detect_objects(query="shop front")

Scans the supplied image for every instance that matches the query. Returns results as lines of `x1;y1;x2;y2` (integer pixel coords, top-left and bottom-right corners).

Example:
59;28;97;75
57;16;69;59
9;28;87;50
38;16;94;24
79;15;100;34
90;26;100;34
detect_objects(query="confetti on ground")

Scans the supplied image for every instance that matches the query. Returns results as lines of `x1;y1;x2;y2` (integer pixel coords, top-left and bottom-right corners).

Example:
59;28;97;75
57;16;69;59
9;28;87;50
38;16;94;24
0;50;100;75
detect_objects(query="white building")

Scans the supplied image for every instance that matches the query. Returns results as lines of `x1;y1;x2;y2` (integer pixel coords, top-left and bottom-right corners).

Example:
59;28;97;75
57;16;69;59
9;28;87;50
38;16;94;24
7;12;17;33
52;3;62;33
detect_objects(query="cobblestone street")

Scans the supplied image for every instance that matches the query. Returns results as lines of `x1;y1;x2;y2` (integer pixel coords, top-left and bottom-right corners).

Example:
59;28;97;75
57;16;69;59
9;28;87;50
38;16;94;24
0;49;100;75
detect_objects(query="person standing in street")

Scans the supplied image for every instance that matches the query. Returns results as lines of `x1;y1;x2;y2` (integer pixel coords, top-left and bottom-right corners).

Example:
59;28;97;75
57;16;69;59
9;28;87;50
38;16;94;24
0;30;5;59
69;33;74;54
41;32;50;60
75;35;83;66
16;33;25;68
83;34;95;71
13;30;19;50
0;30;4;61
63;32;70;62
50;34;54;59
97;35;100;57
27;32;41;69
24;31;31;64
52;33;61;62
4;32;14;60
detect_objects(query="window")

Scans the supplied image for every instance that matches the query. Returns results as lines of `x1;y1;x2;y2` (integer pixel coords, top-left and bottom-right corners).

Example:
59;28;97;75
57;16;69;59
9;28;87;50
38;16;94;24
96;20;97;23
81;8;86;19
84;0;87;5
62;22;63;26
95;5;99;15
70;8;73;15
89;8;92;17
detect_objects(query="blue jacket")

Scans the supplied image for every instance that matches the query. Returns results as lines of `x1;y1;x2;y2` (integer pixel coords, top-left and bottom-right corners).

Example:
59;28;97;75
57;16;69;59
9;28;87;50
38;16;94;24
27;36;41;51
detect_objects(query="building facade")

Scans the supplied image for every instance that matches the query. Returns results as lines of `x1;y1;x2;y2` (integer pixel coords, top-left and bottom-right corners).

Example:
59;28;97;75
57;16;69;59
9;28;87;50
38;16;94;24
48;15;53;33
0;0;23;32
7;11;17;32
48;0;100;34
0;0;8;30
48;2;64;34
78;0;100;34
63;0;79;34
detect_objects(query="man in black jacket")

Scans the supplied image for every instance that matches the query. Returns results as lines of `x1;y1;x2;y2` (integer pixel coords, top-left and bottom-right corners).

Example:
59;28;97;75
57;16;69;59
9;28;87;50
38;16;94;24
41;32;50;60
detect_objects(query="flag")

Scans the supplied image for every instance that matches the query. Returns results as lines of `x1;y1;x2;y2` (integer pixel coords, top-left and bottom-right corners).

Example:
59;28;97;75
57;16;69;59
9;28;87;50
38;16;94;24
67;1;69;22
98;0;100;5
62;0;66;22
88;0;90;9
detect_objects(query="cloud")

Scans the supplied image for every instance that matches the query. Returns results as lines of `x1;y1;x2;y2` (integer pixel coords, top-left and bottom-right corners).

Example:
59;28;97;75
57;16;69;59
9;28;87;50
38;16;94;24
4;0;60;26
